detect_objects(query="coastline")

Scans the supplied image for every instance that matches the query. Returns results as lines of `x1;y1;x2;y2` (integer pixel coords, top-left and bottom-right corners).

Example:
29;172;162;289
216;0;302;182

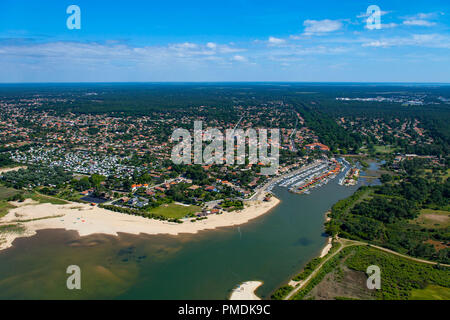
298;164;372;270
229;281;263;300
0;196;280;252
319;237;333;258
320;210;333;258
0;162;323;252
274;166;364;299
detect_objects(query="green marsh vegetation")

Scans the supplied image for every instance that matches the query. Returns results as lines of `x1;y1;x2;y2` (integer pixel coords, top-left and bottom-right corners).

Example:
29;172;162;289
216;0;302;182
326;159;449;264
290;246;449;300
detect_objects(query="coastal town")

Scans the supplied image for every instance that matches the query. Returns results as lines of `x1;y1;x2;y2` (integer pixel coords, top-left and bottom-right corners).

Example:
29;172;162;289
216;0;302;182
0;84;448;303
0;88;445;225
0;93;345;228
1;0;450;305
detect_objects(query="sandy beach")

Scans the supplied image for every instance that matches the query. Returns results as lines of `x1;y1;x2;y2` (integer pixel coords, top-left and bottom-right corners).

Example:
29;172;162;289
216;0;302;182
229;281;262;300
319;237;333;258
0;196;280;251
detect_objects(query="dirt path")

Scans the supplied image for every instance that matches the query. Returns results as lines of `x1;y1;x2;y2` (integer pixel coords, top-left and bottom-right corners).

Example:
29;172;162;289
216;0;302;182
284;241;347;300
0;166;27;174
344;239;450;267
283;238;449;300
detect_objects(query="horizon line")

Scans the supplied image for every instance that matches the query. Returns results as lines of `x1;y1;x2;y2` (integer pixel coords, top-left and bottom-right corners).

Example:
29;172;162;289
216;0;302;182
0;81;449;85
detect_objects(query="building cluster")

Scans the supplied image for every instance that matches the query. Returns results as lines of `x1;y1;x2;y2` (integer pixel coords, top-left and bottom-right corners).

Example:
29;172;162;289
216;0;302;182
0;95;332;219
337;117;434;146
336;94;428;106
10;147;140;177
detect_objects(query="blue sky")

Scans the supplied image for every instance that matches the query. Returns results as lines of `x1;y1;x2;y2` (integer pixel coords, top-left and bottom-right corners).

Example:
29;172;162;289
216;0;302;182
0;0;449;82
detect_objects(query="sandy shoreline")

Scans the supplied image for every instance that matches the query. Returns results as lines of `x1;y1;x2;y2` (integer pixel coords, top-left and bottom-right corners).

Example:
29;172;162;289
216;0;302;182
229;281;263;300
0;196;280;251
319;237;333;258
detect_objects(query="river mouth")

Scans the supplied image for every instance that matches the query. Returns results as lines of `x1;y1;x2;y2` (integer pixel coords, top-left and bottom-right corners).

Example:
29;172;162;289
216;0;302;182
0;167;376;300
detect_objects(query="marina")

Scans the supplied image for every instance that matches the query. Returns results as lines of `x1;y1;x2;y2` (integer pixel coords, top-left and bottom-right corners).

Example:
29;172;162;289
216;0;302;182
273;159;344;195
292;159;341;194
338;158;351;185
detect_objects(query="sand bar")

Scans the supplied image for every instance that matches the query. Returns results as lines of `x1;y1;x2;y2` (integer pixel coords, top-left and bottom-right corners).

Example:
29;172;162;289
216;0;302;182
229;281;263;300
320;237;333;258
0;196;280;251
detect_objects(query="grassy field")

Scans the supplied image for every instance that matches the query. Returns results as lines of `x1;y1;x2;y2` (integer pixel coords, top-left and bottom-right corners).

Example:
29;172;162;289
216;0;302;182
411;285;450;300
0;201;16;218
28;193;68;205
0;185;20;201
0;181;70;205
0;186;21;218
148;203;201;219
344;246;450;300
412;209;450;229
374;145;396;154
286;245;450;300
0;188;67;218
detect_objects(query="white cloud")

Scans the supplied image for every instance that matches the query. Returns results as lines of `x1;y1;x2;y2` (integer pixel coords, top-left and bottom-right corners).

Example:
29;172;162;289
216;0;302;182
357;10;390;18
268;36;286;45
170;42;198;49
232;55;247;62
361;34;450;48
381;22;398;29
362;40;390;48
303;19;342;35
416;13;435;19
0;40;249;69
364;22;398;30
381;23;398;29
216;45;244;54
403;19;436;27
357;10;397;30
402;13;438;27
206;42;217;49
265;45;350;64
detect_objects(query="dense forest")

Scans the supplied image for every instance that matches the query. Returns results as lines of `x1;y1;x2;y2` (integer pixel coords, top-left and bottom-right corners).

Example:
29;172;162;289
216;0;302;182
326;163;450;264
305;93;450;156
293;102;364;153
0;165;72;189
2;83;448;155
0;153;14;167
